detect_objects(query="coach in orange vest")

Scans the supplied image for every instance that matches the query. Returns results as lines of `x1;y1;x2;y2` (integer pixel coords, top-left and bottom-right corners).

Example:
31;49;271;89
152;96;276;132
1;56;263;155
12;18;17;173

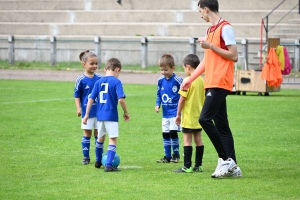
181;0;241;178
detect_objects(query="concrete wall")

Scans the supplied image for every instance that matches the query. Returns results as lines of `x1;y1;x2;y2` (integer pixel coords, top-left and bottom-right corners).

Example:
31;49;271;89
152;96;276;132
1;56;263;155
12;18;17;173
0;0;299;69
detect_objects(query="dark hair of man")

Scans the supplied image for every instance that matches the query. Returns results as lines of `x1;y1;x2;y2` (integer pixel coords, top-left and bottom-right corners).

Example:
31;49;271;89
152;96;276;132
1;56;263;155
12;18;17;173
105;58;122;71
183;54;200;69
198;0;219;13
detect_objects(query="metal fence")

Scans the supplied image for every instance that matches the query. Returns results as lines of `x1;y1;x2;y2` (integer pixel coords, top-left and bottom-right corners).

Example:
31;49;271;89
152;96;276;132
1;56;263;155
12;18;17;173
1;35;299;84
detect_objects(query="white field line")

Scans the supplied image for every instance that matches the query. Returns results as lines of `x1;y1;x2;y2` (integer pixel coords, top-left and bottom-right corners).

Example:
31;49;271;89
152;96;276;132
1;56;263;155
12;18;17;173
119;166;143;169
1;98;73;104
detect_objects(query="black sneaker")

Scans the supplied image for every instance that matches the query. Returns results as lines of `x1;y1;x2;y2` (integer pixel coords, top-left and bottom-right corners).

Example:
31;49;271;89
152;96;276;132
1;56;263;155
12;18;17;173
104;165;121;172
174;166;192;173
192;166;203;172
156;156;171;163
170;154;180;163
82;157;90;165
95;161;102;169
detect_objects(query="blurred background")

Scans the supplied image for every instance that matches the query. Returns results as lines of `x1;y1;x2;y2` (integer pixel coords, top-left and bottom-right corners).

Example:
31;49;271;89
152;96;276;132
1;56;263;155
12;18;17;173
0;0;299;71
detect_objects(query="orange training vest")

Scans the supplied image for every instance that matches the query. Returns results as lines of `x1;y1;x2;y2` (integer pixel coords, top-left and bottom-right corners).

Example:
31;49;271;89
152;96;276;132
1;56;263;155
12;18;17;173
204;21;234;91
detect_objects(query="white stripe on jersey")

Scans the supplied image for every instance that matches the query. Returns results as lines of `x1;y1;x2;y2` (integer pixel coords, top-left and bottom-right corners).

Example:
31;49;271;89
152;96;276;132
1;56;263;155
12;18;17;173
174;76;183;85
74;73;102;90
74;74;85;90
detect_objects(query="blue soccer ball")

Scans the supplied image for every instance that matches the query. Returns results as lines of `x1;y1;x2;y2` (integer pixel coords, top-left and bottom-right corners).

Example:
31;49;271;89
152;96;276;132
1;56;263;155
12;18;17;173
101;152;120;167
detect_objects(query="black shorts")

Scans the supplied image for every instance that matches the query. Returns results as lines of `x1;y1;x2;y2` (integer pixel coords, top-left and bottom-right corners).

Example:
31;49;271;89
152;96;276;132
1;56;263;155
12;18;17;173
181;127;202;133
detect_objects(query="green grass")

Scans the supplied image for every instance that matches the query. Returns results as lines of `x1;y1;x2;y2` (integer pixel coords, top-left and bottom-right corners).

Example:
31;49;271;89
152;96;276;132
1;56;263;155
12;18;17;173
0;60;185;73
0;80;300;200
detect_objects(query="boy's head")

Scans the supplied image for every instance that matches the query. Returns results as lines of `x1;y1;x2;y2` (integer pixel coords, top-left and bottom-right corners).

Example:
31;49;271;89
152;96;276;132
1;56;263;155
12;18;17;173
183;54;200;76
105;58;122;71
79;50;98;73
158;54;175;79
198;0;219;12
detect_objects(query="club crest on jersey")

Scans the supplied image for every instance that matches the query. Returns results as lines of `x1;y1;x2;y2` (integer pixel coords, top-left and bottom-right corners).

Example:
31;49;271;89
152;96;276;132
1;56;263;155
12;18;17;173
172;85;178;93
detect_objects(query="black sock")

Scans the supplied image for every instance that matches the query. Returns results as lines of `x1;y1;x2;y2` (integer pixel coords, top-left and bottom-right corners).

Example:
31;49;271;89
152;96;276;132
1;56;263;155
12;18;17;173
184;146;193;168
195;145;204;167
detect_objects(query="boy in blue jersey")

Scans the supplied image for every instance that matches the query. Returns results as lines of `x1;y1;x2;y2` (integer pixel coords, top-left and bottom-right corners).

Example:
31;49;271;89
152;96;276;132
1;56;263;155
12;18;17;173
83;58;130;172
74;50;103;165
155;54;183;163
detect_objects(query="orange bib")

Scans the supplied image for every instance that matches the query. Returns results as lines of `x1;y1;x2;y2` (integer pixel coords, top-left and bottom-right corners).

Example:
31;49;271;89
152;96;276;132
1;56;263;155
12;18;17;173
204;21;234;91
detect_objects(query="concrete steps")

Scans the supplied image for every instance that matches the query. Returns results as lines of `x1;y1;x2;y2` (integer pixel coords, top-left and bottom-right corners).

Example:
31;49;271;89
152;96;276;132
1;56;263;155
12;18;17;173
0;0;298;66
0;0;298;39
289;18;300;23
0;0;196;10
0;22;290;38
269;15;300;40
0;10;298;23
0;0;297;10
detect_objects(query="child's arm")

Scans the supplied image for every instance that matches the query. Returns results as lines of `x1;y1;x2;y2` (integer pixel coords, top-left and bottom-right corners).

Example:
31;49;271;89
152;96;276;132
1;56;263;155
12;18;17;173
119;98;130;121
175;95;186;126
74;98;81;117
155;80;162;113
82;98;94;124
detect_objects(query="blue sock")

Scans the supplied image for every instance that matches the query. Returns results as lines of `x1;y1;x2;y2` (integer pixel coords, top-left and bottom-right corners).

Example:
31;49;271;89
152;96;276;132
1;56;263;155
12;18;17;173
163;138;171;158
95;141;103;162
106;145;116;167
171;137;180;155
82;136;90;158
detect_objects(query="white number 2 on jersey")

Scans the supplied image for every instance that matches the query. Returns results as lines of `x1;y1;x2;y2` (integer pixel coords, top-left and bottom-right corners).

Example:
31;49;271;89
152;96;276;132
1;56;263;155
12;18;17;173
99;83;108;103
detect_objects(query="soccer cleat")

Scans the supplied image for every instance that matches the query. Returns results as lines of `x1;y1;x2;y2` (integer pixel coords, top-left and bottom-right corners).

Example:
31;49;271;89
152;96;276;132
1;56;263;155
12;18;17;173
170;154;180;163
193;166;203;172
227;166;242;177
95;161;102;169
82;157;90;165
174;166;193;173
104;165;121;172
156;156;171;163
211;158;237;178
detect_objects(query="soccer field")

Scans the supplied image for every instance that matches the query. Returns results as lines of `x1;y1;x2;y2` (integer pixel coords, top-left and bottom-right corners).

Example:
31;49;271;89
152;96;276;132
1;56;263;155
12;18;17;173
0;79;300;200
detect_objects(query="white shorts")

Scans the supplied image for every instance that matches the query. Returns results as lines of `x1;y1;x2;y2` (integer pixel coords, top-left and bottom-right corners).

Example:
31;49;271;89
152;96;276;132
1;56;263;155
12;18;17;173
81;117;98;130
97;121;119;138
162;117;180;132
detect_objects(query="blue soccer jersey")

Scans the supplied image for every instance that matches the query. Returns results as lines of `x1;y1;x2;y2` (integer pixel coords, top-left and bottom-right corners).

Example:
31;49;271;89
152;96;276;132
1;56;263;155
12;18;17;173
156;73;183;118
74;73;102;118
89;76;126;122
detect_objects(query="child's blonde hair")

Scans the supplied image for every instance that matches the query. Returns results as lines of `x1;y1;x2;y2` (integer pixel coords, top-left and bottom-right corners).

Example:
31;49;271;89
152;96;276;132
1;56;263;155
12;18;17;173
158;54;175;68
105;58;122;71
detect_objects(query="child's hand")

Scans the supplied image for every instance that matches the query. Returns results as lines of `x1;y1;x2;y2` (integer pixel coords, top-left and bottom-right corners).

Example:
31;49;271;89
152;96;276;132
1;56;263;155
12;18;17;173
175;115;181;126
123;113;130;121
155;106;160;113
77;109;81;117
82;116;88;125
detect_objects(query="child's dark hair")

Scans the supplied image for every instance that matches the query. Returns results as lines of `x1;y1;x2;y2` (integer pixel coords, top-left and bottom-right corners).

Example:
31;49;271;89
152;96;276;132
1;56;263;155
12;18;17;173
79;50;97;62
198;0;219;13
158;54;175;68
183;54;200;69
105;58;122;71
